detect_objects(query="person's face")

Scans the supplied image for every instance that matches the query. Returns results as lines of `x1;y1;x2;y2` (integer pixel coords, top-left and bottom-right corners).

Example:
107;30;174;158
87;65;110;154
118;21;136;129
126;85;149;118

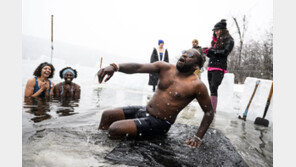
41;65;51;78
64;71;74;83
214;30;221;37
159;43;164;48
176;49;198;73
192;41;198;47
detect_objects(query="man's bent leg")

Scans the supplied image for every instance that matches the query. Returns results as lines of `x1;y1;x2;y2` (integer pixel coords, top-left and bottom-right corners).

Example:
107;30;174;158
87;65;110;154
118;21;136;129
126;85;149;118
108;120;137;139
99;108;125;130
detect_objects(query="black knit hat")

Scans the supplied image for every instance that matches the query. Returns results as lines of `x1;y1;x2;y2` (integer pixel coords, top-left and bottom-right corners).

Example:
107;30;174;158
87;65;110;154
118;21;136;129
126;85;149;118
212;19;227;31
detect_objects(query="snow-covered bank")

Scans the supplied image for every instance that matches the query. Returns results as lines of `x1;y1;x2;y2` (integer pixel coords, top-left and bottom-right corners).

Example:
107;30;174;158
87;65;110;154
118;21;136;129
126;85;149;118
184;71;273;126
239;77;273;126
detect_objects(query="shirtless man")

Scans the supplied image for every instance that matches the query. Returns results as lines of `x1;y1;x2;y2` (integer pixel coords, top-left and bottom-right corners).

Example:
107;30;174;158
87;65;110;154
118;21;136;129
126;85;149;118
97;49;214;148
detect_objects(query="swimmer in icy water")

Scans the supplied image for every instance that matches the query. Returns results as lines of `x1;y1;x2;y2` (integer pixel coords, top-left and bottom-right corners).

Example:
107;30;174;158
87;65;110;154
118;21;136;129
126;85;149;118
97;48;213;148
53;67;81;99
24;62;55;98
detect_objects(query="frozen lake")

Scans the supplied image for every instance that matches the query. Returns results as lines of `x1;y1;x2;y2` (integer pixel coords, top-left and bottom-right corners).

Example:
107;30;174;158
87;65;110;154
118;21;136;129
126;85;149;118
22;76;273;166
22;38;272;166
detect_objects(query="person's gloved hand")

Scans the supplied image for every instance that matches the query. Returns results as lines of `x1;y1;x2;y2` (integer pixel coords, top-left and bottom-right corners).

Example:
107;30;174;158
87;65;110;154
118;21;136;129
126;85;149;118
207;48;216;55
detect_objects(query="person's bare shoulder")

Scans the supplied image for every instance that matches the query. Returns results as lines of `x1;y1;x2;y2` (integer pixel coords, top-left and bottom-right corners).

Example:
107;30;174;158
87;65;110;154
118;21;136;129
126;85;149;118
28;77;36;83
73;83;81;89
51;81;55;87
195;79;209;97
26;78;36;86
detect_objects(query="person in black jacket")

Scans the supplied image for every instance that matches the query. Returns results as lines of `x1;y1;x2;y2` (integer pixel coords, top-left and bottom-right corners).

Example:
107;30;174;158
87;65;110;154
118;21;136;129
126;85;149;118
204;19;234;114
148;40;169;92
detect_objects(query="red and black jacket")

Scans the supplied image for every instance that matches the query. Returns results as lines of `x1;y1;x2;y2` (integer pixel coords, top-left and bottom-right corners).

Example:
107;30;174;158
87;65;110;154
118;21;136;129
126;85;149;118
205;37;234;70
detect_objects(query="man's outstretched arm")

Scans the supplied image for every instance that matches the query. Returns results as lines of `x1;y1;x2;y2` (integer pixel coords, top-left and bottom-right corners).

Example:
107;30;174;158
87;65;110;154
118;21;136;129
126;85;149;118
186;81;214;148
97;61;168;83
118;62;164;74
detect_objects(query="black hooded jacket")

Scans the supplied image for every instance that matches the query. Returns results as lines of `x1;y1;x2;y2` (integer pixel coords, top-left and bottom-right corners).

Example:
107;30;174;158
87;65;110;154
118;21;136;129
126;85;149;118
148;48;169;85
206;37;234;70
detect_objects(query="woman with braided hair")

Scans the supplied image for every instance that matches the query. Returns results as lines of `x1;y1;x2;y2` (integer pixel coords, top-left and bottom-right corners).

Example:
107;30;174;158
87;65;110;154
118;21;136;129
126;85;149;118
53;67;81;99
203;19;234;114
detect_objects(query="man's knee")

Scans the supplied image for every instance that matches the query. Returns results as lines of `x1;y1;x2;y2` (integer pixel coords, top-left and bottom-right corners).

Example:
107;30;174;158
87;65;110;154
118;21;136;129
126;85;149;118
108;122;123;137
108;121;137;139
101;110;113;120
101;108;124;120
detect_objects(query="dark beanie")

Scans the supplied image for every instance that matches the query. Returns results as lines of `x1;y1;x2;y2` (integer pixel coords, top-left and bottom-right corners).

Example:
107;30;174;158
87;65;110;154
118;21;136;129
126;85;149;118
212;19;227;31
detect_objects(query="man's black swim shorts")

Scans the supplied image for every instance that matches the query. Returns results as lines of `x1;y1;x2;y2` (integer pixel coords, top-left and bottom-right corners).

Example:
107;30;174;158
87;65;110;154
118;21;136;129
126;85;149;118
122;106;171;136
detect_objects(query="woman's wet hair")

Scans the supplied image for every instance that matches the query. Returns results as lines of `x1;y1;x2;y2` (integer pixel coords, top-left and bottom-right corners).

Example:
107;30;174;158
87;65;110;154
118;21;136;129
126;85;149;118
59;67;78;79
33;62;55;78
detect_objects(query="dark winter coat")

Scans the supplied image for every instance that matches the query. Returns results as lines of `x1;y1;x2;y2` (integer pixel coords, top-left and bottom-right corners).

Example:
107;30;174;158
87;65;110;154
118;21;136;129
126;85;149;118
206;37;234;70
193;45;201;50
148;48;169;85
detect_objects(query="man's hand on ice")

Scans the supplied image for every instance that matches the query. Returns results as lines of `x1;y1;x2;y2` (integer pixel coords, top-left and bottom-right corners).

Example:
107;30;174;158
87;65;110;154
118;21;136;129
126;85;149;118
185;137;202;148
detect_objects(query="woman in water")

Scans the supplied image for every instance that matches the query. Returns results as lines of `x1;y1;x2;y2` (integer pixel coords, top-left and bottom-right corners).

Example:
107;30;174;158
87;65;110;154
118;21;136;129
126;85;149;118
148;39;169;92
24;62;55;98
53;67;81;99
204;19;234;114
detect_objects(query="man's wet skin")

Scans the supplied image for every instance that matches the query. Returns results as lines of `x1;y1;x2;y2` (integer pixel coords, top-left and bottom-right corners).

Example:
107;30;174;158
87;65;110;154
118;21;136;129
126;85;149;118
100;49;213;123
97;49;214;147
147;64;204;124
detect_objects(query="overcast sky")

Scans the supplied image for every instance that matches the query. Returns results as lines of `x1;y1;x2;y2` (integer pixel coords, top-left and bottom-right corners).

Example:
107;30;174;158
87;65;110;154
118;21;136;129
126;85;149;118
22;0;273;63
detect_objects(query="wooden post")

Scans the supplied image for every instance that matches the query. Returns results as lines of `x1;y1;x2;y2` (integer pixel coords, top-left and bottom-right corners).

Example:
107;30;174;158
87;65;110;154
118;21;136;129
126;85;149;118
51;15;53;43
100;57;103;68
50;15;54;64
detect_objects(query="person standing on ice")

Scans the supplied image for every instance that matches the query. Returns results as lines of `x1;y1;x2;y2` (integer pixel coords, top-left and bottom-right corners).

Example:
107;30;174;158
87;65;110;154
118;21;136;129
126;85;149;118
203;19;234;114
148;40;169;92
97;48;213;148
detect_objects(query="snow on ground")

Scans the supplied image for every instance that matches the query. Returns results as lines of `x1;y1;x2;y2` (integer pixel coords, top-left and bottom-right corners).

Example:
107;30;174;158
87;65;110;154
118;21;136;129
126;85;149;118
239;77;273;126
178;71;273;126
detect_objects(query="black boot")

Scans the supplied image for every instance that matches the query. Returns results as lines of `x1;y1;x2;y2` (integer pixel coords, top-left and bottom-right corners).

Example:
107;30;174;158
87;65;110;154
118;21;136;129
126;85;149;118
152;85;156;92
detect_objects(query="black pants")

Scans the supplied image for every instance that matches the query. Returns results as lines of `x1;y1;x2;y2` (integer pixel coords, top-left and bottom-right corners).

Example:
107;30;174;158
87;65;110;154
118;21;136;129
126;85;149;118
208;70;224;96
152;85;156;92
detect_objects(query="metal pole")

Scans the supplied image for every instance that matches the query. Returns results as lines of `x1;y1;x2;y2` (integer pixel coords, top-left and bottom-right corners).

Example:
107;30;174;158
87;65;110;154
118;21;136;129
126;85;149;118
51;15;54;64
